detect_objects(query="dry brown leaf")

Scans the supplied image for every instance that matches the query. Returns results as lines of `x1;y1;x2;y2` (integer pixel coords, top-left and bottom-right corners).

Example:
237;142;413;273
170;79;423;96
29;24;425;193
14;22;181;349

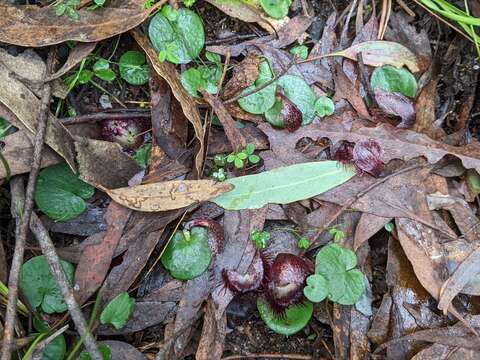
0;64;76;170
333;66;371;119
202;92;247;149
413;79;446;140
222;53;262;99
353;213;391;251
75;137;141;189
131;28;205;175
259;117;480;173
46;42;97;81
0;1;155;47
106;180;232;212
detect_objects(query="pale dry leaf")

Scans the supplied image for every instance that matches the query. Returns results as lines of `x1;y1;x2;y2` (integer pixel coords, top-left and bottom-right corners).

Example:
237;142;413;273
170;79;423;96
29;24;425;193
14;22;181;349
106;180;233;212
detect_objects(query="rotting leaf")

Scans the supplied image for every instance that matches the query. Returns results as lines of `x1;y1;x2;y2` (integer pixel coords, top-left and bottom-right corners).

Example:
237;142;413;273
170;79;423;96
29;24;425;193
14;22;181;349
35;163;94;222
0;1;155;47
20;255;75;314
326;41;419;73
212;161;355;210
106;180;232;212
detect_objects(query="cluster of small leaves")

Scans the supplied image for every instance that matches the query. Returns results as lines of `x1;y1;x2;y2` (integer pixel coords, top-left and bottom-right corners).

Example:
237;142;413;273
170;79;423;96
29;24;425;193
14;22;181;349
328;226;345;243
20;256;75;314
180;52;222;97
35;163;94;221
238;61;335;127
149;5;205;64
260;0;292;19
100;292;136;330
226;143;261;169
297;237;311;250
303;243;366;305
251;230;271;249
55;0;80;20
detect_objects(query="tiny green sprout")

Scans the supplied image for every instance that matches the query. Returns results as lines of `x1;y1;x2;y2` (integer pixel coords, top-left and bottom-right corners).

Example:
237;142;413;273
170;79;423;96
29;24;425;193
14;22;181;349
55;0;81;20
384;222;395;233
251;230;271;249
226;144;261;169
289;45;309;60
212;168;226;182
213;154;227;167
144;0;155;9
328;226;345;243
297;237;311;250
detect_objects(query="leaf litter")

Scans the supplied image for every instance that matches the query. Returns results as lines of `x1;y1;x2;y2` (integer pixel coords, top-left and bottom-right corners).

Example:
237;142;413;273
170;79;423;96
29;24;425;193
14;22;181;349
3;1;480;360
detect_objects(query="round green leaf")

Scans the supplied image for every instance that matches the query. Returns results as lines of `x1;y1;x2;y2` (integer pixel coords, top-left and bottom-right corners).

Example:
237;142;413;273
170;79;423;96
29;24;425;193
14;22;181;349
100;292;136;330
35;163;94;222
148;8;204;64
20;256;74;314
42;334;66;360
257;298;313;336
370;65;417;98
95;69;116;82
93;59;110;72
260;0;292;19
315;243;357;275
249;154;260;164
303;274;328;303
278;75;316;124
327;270;365;305
119;51;150;86
181;68;204;97
314;96;335;117
78;69;93;84
238;83;276;114
161;227;212;280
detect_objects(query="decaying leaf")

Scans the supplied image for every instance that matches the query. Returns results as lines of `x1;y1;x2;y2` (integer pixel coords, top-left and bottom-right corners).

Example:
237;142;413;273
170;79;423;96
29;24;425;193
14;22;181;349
0;1;154;47
106;180;232;211
132;28;205;175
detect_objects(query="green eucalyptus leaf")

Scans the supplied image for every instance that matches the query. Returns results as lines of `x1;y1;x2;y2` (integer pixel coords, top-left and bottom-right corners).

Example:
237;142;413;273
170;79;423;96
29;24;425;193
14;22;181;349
259;0;292;19
303;274;328;303
257;298;313;336
119;51;150;86
370;65;417;97
100;292;135;330
148;8;204;64
35;163;94;222
20;256;74;314
161;227;211;280
212;161;355;210
314;96;335;117
278;75;316;124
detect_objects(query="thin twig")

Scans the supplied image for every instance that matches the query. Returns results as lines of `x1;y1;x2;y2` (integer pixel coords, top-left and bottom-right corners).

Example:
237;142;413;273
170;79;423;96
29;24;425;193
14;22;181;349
60;109;150;125
1;50;56;360
221;354;312;360
356;52;376;107
30;325;69;360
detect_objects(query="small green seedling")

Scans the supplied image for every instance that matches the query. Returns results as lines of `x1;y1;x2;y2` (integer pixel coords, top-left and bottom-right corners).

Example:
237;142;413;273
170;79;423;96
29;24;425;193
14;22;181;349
23;319;67;360
212;167;226;182
133;143;152;169
119;51;150;86
257;298;313;336
100;292;135;330
328;226;345;243
251;230;271;249
314;96;335;117
181;65;222;97
149;5;205;64
260;0;292;19
289;45;309;60
92;59;116;82
303;243;365;305
384;222;395;233
54;0;80;20
297;237;311;250
35;163;94;222
370;65;417;98
161;227;212;280
226;143;260;169
80;344;112;360
20;256;75;314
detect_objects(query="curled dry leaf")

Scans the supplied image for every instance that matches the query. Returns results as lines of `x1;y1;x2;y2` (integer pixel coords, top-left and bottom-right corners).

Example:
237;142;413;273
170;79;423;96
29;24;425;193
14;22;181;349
106;180;233;212
374;88;416;128
0;1;155;47
131;28;205;174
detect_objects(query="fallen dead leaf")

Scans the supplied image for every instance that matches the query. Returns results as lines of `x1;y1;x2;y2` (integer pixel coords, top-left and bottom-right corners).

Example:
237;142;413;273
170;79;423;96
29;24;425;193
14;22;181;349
0;1;156;47
132;28;205;175
413;79;446;140
375;88;416;128
222;53;262;99
46;42;97;81
106;180;232;212
334;65;371;119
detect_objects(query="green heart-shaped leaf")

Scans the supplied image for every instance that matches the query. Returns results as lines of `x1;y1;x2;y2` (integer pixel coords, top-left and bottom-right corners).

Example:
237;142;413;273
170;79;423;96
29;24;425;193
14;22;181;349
35;163;94;222
278;75;316;125
370;65;417;98
259;0;292;19
303;274;328;303
100;292;135;330
314;96;335;117
20;256;74;314
119;51;150;86
257;298;313;336
161;227;211;280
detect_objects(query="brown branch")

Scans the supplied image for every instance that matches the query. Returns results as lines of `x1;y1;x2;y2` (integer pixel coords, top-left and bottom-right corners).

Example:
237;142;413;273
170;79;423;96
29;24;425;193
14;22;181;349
60;109;150;125
1;50;56;360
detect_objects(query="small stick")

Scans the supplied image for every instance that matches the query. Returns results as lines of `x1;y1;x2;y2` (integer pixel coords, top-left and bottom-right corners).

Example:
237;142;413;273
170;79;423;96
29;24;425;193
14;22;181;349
356;52;376;107
396;0;416;17
1;50;56;360
60;110;151;125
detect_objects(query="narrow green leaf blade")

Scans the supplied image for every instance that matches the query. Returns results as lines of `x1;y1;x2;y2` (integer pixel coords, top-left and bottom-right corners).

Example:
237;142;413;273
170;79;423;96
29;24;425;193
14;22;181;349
212;161;355;210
